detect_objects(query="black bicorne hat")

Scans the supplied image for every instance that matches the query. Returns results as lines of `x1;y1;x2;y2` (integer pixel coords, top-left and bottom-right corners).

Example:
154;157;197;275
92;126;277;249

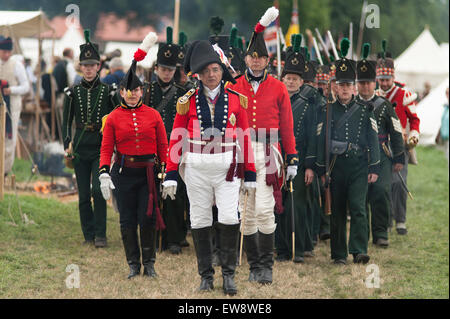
246;7;279;58
79;30;100;65
184;40;236;84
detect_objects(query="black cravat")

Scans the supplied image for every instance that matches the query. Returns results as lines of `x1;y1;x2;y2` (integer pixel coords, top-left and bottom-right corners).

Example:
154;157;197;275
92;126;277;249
247;73;263;82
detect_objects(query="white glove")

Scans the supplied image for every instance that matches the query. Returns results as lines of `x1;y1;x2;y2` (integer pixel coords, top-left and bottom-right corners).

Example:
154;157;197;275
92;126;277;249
99;173;115;201
286;165;298;181
243;181;257;192
162;180;177;200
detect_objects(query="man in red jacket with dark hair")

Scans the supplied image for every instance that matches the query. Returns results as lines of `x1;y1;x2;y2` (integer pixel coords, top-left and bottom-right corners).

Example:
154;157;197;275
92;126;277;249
230;6;298;285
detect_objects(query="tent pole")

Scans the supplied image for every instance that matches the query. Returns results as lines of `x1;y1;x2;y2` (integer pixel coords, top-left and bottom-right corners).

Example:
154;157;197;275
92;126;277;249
34;14;43;150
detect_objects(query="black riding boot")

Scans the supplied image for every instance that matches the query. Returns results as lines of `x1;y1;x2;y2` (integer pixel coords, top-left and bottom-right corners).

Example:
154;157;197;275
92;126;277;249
120;227;141;279
217;223;239;296
258;231;274;285
140;225;157;277
243;232;261;282
191;226;215;291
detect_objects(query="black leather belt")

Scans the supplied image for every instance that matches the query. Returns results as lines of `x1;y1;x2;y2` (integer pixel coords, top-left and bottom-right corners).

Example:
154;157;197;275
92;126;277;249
76;123;102;131
117;153;156;163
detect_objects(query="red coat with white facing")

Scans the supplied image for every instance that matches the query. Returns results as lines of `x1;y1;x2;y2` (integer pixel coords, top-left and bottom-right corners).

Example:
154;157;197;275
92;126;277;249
376;84;420;139
230;71;297;160
165;86;256;181
100;103;168;169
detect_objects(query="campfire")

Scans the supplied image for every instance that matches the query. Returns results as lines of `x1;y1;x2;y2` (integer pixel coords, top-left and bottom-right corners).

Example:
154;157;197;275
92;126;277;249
33;182;52;194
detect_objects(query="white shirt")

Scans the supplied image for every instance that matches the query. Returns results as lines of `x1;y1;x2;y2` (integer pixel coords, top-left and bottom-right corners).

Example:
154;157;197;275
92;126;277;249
0;59;30;96
248;68;263;93
64;58;77;87
203;83;221;124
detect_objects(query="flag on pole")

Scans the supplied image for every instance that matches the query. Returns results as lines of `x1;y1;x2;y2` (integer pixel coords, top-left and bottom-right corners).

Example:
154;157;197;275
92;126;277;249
285;0;300;47
264;1;280;55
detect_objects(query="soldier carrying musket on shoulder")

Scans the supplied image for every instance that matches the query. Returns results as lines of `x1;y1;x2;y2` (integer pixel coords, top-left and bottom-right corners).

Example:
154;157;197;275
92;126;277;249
316;38;380;265
356;43;405;248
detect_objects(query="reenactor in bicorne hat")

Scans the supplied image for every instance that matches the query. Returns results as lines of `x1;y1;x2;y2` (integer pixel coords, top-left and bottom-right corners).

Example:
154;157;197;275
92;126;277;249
144;27;190;255
230;6;298;284
316;38;380;265
62;30;120;248
356;43;405;247
162;40;256;295
375;40;420;235
99;32;168;279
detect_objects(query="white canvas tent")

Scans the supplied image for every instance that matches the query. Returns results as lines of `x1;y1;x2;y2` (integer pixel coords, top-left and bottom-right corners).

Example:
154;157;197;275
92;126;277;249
0;11;53;39
395;28;449;93
19;25;84;71
417;77;449;145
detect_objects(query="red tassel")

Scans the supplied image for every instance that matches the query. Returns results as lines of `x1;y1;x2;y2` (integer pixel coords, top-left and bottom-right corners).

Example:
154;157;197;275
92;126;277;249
134;48;147;62
147;193;154;217
254;22;265;33
236;162;245;179
273;190;284;214
155;207;166;231
226;162;236;182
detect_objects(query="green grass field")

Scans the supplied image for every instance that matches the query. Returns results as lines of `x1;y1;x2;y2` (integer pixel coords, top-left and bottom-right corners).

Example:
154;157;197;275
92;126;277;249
0;146;448;299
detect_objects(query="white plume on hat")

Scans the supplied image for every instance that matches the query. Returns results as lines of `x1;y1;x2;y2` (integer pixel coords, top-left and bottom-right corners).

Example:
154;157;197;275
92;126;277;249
139;31;158;53
259;6;279;28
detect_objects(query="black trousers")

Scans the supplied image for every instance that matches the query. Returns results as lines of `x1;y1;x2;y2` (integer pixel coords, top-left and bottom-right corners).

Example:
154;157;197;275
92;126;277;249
111;163;156;229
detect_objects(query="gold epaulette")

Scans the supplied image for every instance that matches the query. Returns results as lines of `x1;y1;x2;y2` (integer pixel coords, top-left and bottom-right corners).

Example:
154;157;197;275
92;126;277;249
176;88;195;115
226;88;248;109
101;114;108;134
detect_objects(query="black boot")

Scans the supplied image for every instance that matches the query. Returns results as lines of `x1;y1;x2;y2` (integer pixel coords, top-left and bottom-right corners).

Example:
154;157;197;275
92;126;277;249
258;231;274;285
120;227;141;279
191;227;215;291
243;233;261;282
140;225;157;277
217;223;239;296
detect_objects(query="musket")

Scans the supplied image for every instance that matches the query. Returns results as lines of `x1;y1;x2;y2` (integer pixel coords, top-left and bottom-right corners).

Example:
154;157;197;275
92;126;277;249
381;143;414;200
157;162;166;252
239;190;249;266
327;30;340;61
289;179;295;260
315;28;331;63
323;79;334;216
313;37;324;65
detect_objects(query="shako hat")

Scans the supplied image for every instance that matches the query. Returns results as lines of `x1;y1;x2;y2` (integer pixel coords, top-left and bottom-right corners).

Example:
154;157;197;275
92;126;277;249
79;30;101;65
357;43;377;82
246;6;279;58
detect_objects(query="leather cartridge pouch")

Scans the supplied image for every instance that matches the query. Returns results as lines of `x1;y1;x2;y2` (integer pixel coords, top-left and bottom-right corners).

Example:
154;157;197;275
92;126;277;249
330;140;349;155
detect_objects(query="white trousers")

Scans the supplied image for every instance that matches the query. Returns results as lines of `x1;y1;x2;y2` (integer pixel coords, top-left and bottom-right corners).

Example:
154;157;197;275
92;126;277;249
4;96;22;174
183;151;241;229
239;141;282;235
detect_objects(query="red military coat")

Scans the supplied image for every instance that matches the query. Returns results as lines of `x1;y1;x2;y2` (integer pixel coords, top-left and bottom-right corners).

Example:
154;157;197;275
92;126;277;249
100;102;168;169
165;84;256;182
376;84;420;137
229;70;298;163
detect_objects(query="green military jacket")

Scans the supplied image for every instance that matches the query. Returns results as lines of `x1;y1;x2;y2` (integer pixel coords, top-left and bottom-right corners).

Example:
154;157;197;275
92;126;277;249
62;77;119;150
356;95;405;164
316;96;380;175
144;80;188;138
290;90;317;170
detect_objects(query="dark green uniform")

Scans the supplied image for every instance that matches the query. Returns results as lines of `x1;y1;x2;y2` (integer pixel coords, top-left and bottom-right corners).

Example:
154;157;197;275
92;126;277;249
298;84;330;244
276;89;317;259
62;77;119;242
145;80;189;251
316;97;380;262
357;95;404;244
